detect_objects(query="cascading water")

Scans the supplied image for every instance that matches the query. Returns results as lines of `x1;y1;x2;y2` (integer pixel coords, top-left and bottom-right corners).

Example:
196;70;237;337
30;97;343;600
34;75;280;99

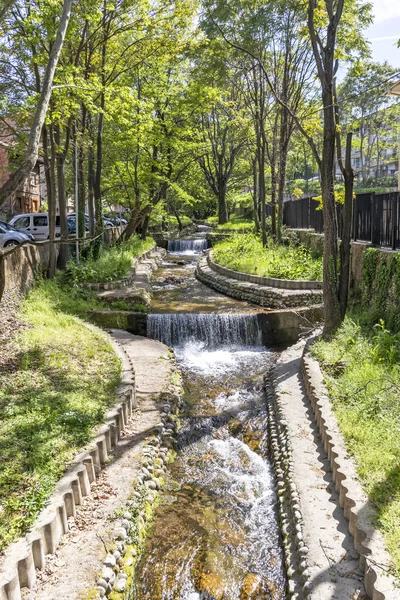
133;236;286;599
167;238;208;254
147;313;263;348
132;347;286;600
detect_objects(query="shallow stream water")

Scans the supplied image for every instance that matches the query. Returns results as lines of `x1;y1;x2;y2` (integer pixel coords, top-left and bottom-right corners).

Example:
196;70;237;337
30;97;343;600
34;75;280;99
132;231;286;600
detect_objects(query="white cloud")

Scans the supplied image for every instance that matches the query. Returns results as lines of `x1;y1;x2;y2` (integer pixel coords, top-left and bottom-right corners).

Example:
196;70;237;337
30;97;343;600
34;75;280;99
372;0;400;24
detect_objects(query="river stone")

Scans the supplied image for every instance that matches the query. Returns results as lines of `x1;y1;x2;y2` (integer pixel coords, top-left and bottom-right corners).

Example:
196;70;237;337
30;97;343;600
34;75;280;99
146;480;157;490
121;519;130;530
116;527;128;540
114;577;127;592
97;586;106;598
102;567;114;581
97;578;108;591
104;554;116;568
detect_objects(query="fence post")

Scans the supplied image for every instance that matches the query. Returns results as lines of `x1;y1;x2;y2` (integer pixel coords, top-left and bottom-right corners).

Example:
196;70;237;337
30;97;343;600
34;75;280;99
352;195;357;241
392;192;398;251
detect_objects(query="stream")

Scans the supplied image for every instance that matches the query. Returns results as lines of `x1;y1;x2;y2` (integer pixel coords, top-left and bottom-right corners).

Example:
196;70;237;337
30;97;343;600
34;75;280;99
132;230;286;600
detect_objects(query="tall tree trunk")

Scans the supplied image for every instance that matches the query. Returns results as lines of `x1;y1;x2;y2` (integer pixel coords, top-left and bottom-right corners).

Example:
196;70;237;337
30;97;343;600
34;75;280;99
87;115;95;237
43;124;57;277
259;141;267;246
252;156;260;232
338;133;354;319
321;85;341;335
0;0;73;209
277;137;289;241
217;167;228;224
55;124;69;269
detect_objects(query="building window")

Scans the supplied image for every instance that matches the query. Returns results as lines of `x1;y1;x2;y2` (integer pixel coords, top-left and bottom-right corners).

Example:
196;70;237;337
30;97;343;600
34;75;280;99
30;172;37;186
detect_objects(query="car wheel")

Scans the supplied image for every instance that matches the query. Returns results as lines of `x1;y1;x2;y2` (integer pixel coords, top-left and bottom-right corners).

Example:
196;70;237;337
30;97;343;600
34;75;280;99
4;240;19;247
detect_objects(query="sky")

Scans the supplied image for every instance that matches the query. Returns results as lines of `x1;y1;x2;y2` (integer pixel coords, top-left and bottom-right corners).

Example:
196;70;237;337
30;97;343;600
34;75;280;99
367;0;400;69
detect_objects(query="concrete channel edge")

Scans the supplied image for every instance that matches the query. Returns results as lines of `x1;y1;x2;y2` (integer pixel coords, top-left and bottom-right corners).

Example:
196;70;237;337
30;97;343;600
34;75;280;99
0;326;136;600
301;345;400;600
264;365;310;600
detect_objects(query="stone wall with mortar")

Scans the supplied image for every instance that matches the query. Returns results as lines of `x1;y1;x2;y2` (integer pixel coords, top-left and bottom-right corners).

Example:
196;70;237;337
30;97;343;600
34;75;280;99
286;228;376;287
196;255;323;310
207;251;322;290
0;227;123;304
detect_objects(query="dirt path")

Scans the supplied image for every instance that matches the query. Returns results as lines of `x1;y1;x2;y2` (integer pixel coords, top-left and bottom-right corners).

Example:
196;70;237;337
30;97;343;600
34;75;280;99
24;331;172;600
276;340;367;600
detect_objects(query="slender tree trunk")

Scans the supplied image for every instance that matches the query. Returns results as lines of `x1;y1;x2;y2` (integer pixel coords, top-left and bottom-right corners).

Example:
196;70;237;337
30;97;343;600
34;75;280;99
87;115;95;237
55;124;69;269
259;142;266;246
43;124;57;277
339;132;354;319
217;173;228;224
0;0;73;209
277;138;289;241
252;156;260;232
321;85;341;336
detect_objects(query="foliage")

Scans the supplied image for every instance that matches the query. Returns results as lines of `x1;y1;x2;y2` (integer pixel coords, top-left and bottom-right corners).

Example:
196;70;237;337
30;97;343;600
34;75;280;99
212;233;323;280
360;248;400;332
63;236;154;284
311;314;400;576
206;214;255;231
0;280;121;551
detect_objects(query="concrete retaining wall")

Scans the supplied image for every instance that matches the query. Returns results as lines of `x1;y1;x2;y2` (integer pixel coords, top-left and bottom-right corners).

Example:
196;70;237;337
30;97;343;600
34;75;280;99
90;309;323;348
301;346;400;599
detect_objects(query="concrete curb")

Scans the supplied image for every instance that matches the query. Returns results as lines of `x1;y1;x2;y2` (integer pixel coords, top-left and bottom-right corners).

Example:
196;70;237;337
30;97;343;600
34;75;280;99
301;346;400;600
196;256;323;309
264;365;309;599
93;356;183;599
208;251;323;290
0;327;136;600
85;245;157;291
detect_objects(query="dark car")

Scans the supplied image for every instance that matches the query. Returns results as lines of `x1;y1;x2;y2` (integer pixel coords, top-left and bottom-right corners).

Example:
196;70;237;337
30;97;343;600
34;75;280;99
1;220;35;242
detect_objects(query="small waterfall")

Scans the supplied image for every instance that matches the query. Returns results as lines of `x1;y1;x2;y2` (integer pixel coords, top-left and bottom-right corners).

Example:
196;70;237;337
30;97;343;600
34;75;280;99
167;238;208;253
147;313;263;348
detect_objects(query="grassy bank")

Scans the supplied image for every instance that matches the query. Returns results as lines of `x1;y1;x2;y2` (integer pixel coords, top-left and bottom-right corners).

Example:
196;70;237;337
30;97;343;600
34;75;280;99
311;316;400;576
212;234;323;281
0;279;121;552
65;236;154;284
206;215;255;231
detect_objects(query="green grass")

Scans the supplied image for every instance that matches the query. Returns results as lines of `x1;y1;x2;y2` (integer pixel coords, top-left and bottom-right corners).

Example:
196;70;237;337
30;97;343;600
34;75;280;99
64;236;154;284
0;279;121;552
212;234;323;281
206;215;255;231
311;316;400;577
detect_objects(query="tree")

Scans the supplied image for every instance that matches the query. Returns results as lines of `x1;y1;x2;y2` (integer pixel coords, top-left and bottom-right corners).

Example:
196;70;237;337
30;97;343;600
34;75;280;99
0;0;74;210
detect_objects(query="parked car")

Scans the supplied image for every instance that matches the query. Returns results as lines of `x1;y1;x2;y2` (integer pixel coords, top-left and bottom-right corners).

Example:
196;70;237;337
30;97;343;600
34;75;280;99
67;216;89;236
0;220;35;242
0;223;31;248
68;213;115;229
9;213;62;241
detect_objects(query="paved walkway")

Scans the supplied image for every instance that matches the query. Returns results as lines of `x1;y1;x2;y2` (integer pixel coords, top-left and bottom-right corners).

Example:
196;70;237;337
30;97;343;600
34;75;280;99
26;331;172;600
276;341;367;600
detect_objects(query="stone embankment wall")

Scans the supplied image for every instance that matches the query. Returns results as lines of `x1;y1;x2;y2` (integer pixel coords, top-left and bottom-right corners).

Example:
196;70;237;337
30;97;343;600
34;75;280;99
195;254;323;310
287;228;377;288
0;227;123;304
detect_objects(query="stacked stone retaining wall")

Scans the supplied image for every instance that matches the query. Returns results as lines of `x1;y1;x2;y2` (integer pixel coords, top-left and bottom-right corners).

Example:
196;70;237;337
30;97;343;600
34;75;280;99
196;255;323;309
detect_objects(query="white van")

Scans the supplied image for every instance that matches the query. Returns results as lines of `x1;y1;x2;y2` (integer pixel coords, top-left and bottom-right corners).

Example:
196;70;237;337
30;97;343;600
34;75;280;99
9;213;62;241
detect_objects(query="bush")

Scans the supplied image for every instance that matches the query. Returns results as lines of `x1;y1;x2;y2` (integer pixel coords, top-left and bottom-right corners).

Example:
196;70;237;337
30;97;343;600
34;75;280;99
311;314;400;576
63;236;154;285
